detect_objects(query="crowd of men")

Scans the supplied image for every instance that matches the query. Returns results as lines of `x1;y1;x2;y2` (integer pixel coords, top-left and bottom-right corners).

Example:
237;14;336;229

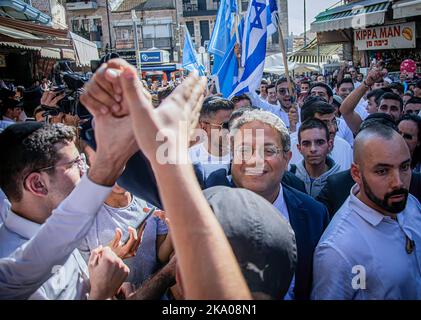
0;57;421;300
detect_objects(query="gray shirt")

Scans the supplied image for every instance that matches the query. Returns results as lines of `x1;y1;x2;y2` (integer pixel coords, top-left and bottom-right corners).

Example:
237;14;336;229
78;197;168;286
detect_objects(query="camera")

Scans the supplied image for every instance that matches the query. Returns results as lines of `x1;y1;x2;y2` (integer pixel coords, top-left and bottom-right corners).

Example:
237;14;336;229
49;61;91;119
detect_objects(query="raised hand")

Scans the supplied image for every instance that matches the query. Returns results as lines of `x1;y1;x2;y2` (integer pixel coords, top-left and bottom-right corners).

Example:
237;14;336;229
366;60;388;87
118;65;207;164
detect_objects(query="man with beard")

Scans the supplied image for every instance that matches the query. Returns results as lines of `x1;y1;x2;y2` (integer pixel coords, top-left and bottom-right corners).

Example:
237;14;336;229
311;123;421;299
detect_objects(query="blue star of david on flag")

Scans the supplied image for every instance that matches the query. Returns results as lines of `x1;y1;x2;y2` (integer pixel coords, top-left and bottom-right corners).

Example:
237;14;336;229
250;0;266;30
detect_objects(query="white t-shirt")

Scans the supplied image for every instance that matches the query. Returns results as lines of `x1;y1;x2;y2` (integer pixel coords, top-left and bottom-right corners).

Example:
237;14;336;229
189;143;231;180
290;134;353;171
337;118;355;147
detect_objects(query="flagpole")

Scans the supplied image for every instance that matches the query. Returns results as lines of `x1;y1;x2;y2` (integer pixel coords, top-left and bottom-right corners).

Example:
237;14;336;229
276;0;293;97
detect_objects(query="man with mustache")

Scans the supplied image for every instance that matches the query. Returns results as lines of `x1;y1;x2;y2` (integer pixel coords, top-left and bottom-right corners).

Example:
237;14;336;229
312;123;421;299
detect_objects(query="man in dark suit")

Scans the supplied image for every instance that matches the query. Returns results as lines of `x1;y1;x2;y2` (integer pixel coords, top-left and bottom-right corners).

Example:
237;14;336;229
317;169;421;219
113;109;329;300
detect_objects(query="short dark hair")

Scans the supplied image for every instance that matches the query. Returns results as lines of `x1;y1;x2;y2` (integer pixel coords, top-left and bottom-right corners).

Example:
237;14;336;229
337;78;354;89
231;94;252;105
398;114;421;168
389;82;404;95
301;80;311;87
267;84;276;90
200;96;234;119
260;79;268;85
366;89;385;102
275;78;288;88
298;119;329;143
228;106;256;129
358;112;398;134
377;92;404;111
301;101;336;123
309;82;333;98
0;123;76;201
406;97;421;106
416;79;421;89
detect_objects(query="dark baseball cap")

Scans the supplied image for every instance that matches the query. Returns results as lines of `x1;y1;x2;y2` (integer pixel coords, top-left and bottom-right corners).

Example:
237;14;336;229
203;186;297;299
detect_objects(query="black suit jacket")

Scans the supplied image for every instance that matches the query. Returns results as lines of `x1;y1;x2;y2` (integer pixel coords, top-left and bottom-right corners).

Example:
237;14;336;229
316;169;421;219
117;151;329;300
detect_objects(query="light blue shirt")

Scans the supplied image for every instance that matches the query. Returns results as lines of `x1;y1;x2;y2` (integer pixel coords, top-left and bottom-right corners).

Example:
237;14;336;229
0;175;112;299
311;184;421;300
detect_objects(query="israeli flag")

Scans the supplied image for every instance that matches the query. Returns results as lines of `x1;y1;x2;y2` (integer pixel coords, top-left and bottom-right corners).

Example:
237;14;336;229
213;18;244;98
230;0;278;98
208;0;238;74
182;25;206;76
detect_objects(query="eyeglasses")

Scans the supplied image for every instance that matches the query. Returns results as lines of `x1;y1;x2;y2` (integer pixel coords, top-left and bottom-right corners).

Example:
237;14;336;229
33;155;86;175
202;121;230;130
319;118;339;128
234;145;285;160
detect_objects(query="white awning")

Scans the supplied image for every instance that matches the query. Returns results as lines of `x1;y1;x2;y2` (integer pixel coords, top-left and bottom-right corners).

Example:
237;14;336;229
69;31;99;67
393;0;421;18
0;41;40;51
0;24;41;40
311;0;392;33
40;47;61;59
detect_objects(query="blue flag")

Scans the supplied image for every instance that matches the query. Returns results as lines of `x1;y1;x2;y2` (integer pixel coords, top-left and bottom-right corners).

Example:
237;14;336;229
208;0;238;74
230;0;278;97
213;18;244;98
182;25;206;76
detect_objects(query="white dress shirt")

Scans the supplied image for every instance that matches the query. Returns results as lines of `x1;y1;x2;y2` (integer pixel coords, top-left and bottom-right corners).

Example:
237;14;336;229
0;175;112;299
247;92;290;127
0;211;90;299
189;143;231;180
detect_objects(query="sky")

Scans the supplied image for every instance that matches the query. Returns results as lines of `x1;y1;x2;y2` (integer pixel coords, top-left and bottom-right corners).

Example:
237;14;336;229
288;0;339;35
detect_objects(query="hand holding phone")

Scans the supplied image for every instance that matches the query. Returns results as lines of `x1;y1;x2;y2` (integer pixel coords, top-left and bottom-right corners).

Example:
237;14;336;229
107;207;156;259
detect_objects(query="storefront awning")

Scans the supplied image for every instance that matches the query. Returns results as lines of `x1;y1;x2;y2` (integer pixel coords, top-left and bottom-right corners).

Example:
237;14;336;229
69;32;99;67
393;0;421;19
40;47;61;59
311;0;392;33
0;24;41;40
288;39;343;64
0;41;40;50
0;0;51;25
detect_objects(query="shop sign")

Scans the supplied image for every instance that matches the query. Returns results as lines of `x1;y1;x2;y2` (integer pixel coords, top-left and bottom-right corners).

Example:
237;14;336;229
354;22;416;50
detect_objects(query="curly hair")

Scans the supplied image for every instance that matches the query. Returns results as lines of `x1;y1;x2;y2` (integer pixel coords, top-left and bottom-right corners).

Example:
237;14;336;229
0;123;76;201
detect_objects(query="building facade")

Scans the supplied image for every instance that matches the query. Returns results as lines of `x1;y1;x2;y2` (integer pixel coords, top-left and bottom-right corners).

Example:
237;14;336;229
64;0;113;53
112;0;177;59
311;0;421;73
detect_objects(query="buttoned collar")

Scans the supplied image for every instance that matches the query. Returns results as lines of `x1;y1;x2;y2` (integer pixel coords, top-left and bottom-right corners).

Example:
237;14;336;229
349;184;388;227
4;210;41;240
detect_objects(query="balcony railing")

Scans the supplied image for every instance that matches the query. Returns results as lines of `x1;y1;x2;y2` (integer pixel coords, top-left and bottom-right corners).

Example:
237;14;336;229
115;37;172;50
182;3;217;17
66;1;98;11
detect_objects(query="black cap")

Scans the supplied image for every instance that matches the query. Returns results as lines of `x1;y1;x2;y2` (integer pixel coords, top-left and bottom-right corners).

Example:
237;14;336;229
0;122;44;150
203;186;297;299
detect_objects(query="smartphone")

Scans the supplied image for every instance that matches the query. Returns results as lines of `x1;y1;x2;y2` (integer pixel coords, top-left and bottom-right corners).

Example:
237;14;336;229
122;207;156;245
